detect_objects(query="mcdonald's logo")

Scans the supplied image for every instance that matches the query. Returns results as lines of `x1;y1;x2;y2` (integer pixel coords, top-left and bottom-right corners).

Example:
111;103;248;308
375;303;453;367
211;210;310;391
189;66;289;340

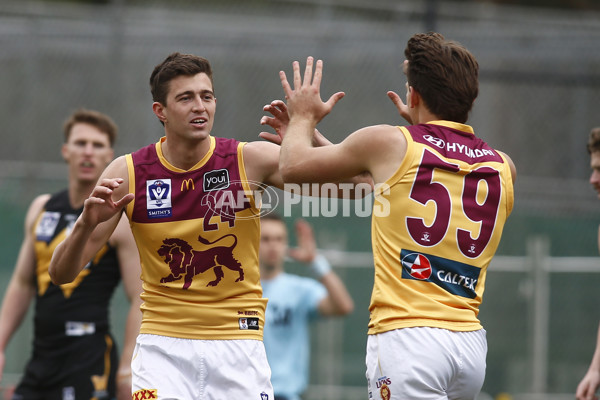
181;179;195;191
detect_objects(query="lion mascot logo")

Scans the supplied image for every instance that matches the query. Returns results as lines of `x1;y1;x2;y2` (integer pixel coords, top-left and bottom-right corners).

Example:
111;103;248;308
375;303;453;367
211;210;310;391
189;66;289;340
158;234;243;289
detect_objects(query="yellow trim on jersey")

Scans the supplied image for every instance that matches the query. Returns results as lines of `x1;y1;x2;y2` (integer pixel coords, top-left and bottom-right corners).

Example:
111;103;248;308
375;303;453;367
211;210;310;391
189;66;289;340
125;154;135;218
425;120;475;134
155;136;216;172
237;142;258;210
498;152;515;215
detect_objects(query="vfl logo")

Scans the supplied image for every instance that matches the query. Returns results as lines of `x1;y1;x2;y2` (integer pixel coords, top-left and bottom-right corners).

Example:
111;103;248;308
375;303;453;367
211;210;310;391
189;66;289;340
133;389;157;400
158;234;243;289
400;252;432;280
146;179;172;219
203;169;230;192
35;211;60;242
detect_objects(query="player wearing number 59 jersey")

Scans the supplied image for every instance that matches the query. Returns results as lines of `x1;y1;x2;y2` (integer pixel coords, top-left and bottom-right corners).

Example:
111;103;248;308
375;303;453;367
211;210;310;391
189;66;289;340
277;32;516;399
369;121;514;334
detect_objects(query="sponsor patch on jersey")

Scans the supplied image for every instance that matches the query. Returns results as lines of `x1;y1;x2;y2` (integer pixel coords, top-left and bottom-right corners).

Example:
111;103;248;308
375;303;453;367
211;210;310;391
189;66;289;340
62;387;75;400
203;168;230;192
146;179;172;219
35;211;60;242
239;317;259;330
133;389;157;400
65;321;96;336
400;249;481;298
260;392;269;400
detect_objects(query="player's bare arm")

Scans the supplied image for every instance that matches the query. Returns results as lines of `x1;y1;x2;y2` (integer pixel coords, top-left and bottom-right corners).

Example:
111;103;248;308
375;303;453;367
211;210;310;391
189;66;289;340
279;56;407;187
243;140;286;191
260;92;376;197
49;156;133;285
498;150;517;182
0;194;49;383
576;322;600;400
288;219;354;317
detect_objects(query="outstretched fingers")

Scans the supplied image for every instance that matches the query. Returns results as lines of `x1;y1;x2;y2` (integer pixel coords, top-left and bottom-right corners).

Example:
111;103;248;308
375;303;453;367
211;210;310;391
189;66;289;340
292;60;302;90
304;56;314;87
325;91;346;109
114;193;135;208
311;58;322;88
387;90;412;124
280;70;292;99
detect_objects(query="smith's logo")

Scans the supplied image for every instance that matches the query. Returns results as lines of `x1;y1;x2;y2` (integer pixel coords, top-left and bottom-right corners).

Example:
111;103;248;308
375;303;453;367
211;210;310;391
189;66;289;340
203;169;230;192
181;179;195;191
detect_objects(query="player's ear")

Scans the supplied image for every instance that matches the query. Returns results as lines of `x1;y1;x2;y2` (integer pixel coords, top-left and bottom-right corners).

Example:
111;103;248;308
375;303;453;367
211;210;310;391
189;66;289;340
408;86;420;108
61;143;69;163
152;102;167;124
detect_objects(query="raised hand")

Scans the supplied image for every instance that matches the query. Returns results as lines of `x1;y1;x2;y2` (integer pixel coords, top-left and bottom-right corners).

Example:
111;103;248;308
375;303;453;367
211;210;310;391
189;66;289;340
259;100;289;145
287;219;317;264
387;90;413;125
279;56;345;125
82;178;134;227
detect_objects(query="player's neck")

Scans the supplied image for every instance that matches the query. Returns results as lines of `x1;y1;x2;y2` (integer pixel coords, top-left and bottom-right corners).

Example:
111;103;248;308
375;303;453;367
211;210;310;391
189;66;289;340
412;107;439;125
161;135;212;171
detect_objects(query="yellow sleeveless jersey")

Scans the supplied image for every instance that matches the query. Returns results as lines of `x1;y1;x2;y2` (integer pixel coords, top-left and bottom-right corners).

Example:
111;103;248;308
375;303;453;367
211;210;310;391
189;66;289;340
125;136;266;340
369;121;514;334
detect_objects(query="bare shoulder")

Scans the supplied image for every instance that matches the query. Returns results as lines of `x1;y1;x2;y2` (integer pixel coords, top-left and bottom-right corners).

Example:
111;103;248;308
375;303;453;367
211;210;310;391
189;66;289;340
497;150;517;182
24;194;52;230
346;124;406;149
100;155;130;196
242;140;280;184
344;124;407;183
243;140;280;160
102;155;129;177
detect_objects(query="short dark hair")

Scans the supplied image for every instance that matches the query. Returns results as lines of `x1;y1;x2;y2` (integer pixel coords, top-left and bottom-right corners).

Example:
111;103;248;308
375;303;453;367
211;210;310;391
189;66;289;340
587;127;600;154
63;108;117;147
404;32;479;123
149;52;214;105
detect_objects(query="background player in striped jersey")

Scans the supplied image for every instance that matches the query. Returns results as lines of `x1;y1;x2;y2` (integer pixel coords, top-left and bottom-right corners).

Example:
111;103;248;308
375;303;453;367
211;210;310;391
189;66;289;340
575;127;600;400
277;33;516;399
259;214;353;400
0;109;142;400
